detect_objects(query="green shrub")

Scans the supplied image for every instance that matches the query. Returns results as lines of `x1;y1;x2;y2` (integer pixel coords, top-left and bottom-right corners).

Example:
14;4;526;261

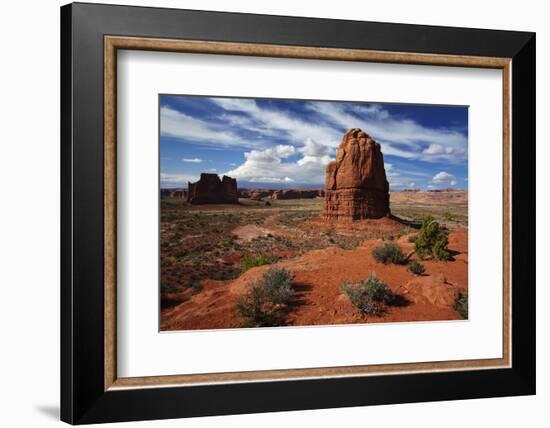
442;211;455;221
236;268;294;327
372;243;407;264
414;215;451;261
454;290;468;319
241;253;278;272
340;273;394;316
407;260;426;275
161;282;183;294
407;234;417;243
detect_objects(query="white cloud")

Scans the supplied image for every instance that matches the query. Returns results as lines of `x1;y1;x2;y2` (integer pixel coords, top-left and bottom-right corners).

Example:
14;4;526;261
250;176;295;183
211;98;341;149
299;138;334;157
160;172;198;185
160;106;262;149
432;171;456;182
246;145;296;163
296;138;335;166
182;157;202;163
162;97;467;188
424;144;451;155
431;171;458;187
225;139;333;184
308;102;467;163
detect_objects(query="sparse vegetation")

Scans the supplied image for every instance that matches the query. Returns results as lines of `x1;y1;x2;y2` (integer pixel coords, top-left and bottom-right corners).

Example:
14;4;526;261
389;191;468;226
372;243;407;264
241;253;278;272
236;268;295;327
414;215;451;261
341;273;394;316
407;260;426;275
442;211;455;221
454;290;468;319
277;210;316;227
160;194;468;330
161;282;183;294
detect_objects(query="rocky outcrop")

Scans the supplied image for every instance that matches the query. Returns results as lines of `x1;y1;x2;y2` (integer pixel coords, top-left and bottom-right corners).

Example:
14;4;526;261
323;128;390;220
401;275;461;308
187;173;238;204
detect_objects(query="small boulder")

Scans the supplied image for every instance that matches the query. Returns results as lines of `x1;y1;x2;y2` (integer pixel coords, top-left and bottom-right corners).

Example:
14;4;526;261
401;274;460;308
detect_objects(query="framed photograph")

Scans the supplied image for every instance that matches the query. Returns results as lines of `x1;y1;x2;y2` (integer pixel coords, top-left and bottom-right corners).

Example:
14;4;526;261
61;2;535;424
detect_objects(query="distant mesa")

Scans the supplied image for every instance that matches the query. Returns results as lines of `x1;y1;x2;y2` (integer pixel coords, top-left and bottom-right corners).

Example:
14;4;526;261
271;189;322;200
323;128;390;220
238;188;325;200
239;189;273;200
187;173;238;204
427;188;461;193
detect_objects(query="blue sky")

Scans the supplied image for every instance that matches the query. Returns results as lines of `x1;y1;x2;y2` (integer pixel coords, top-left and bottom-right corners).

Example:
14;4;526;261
160;95;468;190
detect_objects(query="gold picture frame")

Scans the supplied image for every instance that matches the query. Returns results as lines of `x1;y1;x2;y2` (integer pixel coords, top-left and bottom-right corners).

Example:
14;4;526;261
103;36;512;391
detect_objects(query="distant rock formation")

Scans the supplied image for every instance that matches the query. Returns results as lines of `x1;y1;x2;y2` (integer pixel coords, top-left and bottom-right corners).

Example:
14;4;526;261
323;128;390;220
250;190;273;200
271;189;321;200
238;188;324;200
187;173;238;204
171;189;187;199
160;188;187;198
427;188;461;193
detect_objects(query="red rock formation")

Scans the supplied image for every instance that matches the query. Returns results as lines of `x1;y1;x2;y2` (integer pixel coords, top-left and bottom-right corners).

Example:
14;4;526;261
187;173;238;204
323;128;390;220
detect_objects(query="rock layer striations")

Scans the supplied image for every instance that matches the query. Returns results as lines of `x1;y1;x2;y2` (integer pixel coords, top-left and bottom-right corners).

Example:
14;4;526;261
323;128;390;220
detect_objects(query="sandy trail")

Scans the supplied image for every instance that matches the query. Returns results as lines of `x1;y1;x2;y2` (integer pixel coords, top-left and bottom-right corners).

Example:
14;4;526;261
232;224;273;243
232;213;307;243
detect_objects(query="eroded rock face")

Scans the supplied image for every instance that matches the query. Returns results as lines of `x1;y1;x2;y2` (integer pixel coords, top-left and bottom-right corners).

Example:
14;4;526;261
324;128;390;220
187;173;238;204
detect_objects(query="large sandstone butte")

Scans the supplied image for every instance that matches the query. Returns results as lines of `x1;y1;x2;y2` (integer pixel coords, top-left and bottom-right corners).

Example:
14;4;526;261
187;173;238;204
324;128;390;220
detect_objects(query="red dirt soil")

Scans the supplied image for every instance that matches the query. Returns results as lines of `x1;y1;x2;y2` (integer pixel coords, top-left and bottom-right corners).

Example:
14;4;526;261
160;227;468;331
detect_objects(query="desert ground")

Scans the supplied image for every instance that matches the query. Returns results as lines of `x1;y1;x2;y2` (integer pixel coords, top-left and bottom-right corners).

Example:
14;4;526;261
160;190;468;331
